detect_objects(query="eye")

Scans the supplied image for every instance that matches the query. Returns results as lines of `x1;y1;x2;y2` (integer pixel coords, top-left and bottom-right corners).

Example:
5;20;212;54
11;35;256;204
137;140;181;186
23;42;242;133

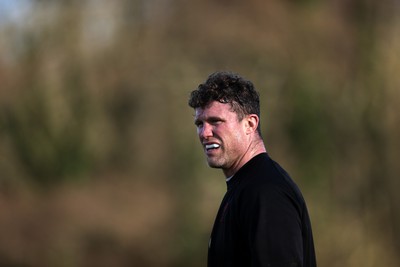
210;118;222;125
194;120;203;128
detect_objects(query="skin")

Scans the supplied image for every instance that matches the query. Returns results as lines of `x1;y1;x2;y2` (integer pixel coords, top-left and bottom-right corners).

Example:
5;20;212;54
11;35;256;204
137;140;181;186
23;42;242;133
194;101;266;178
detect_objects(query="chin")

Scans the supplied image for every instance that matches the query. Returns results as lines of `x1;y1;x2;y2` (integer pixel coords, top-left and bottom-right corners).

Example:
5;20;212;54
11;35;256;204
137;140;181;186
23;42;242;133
207;159;225;169
208;164;222;169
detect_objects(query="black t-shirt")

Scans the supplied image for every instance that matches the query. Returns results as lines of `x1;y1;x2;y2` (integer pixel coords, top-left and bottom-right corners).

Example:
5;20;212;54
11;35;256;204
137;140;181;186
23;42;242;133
208;153;317;267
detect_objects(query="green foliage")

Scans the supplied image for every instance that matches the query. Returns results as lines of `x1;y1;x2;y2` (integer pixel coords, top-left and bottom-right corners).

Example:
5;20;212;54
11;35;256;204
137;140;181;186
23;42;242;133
0;0;399;266
283;73;333;183
2;86;91;187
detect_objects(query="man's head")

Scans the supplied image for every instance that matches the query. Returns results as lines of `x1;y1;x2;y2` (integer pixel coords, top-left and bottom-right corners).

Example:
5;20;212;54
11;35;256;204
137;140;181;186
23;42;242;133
188;71;262;136
189;71;265;177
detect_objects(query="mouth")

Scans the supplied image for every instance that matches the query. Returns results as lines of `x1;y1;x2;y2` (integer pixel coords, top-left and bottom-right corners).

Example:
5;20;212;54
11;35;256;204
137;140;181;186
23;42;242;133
204;143;221;151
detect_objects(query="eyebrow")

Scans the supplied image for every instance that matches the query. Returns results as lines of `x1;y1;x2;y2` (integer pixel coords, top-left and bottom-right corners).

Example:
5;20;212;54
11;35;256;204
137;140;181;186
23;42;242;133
194;116;224;125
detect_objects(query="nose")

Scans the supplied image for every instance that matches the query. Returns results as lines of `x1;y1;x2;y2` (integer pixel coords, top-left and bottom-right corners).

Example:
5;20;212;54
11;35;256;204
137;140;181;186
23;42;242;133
198;123;213;140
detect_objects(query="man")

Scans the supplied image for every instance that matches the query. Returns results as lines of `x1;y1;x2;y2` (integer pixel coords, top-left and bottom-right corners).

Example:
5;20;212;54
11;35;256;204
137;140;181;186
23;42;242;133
188;71;317;267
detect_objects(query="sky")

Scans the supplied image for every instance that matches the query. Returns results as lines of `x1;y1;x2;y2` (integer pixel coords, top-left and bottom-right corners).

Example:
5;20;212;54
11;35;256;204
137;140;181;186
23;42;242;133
0;0;32;24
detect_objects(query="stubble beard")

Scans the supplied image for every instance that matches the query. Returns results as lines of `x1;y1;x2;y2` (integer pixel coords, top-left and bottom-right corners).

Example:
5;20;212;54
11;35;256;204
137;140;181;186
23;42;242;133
206;151;228;170
207;158;224;169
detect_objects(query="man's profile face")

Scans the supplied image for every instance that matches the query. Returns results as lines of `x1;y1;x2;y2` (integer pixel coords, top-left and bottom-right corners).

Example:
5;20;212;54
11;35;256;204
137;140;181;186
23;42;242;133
194;101;249;173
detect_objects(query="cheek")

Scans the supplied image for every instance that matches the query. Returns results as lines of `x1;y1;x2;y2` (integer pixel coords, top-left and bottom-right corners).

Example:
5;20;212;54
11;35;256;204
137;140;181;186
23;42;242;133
225;126;245;144
230;122;246;138
234;132;246;148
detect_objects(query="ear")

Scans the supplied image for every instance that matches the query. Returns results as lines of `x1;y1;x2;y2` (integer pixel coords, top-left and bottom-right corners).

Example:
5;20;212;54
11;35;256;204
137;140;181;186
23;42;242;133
245;114;259;135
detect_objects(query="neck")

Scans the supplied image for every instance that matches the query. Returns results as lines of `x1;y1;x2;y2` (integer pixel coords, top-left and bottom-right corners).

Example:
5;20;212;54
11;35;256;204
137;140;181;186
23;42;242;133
223;138;266;178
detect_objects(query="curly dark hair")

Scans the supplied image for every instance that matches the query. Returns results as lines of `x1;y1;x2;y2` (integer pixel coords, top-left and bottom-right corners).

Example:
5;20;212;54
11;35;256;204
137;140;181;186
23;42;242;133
189;71;261;134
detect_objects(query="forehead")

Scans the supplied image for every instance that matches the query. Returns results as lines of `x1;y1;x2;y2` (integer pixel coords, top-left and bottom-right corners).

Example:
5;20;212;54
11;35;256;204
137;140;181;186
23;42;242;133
195;101;236;119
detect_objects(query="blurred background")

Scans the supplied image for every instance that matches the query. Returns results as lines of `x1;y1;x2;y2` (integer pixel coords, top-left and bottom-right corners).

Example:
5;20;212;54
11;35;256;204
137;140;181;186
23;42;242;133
0;0;399;266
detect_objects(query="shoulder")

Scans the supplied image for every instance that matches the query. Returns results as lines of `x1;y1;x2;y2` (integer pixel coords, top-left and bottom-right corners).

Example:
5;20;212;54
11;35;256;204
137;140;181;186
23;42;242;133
235;154;306;211
237;154;293;192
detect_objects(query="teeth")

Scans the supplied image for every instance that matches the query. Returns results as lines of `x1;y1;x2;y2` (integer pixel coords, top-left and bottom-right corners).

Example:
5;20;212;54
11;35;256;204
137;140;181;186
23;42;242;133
205;144;220;150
